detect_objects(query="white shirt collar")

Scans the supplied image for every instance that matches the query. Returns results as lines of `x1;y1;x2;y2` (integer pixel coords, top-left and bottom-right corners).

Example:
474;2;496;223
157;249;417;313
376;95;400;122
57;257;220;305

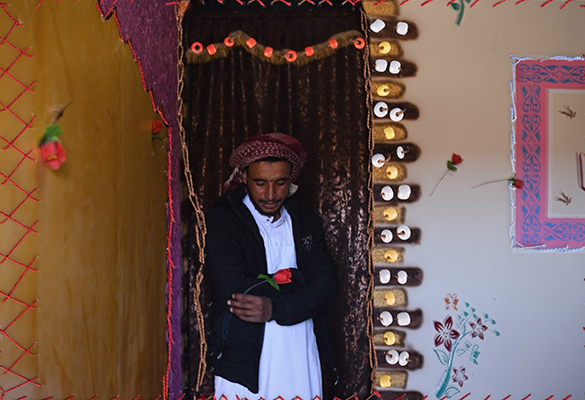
243;194;287;228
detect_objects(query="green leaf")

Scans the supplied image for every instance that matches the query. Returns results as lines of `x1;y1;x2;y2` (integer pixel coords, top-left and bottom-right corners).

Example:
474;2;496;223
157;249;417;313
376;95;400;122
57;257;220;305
447;160;459;171
456;348;467;356
445;386;461;398
471;349;480;365
450;2;460;10
45;124;63;138
434;349;449;366
268;279;280;291
255;274;280;291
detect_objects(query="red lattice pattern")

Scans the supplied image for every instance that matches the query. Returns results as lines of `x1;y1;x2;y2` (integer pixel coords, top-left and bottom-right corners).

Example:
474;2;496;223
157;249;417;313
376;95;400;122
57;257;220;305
0;2;40;399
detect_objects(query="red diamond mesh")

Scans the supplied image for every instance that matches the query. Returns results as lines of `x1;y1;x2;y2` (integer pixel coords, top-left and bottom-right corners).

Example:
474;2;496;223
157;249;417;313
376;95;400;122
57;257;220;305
0;2;40;398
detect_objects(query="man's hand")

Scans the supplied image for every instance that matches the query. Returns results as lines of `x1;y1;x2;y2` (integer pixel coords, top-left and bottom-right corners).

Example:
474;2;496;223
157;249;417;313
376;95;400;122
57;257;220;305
228;293;273;323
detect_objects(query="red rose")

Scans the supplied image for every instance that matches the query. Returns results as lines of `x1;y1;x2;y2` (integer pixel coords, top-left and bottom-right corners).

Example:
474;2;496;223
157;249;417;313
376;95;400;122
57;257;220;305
41;140;66;170
451;153;463;165
152;120;163;135
446;153;463;172
272;268;292;284
513;179;523;189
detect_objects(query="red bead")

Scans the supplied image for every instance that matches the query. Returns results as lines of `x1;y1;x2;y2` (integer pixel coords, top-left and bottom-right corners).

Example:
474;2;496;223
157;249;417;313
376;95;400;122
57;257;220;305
285;50;297;62
246;37;257;48
304;46;314;56
206;44;217;55
354;37;365;49
264;47;273;57
224;36;235;47
191;42;203;54
328;38;338;49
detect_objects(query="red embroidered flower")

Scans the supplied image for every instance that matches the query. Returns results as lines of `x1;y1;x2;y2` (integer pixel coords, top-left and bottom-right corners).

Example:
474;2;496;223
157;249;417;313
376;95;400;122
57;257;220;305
469;317;488;340
41;139;67;170
272;268;292;284
434;315;460;352
452;366;468;387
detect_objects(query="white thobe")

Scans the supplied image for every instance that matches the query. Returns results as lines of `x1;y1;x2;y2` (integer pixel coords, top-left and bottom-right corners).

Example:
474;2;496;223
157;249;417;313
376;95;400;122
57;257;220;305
214;194;322;400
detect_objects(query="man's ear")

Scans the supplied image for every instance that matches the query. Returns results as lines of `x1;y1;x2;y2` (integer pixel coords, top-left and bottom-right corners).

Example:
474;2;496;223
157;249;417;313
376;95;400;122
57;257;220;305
242;169;248;184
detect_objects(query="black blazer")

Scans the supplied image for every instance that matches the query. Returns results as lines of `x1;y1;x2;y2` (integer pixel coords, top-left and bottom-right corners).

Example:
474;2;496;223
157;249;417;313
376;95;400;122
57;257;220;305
205;185;338;393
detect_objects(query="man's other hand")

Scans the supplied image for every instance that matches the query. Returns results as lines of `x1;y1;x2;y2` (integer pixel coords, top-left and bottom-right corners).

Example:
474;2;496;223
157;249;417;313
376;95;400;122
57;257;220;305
228;293;273;323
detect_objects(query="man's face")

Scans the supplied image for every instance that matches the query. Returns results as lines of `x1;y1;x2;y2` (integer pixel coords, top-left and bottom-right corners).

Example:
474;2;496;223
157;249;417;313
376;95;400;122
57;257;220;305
243;160;292;220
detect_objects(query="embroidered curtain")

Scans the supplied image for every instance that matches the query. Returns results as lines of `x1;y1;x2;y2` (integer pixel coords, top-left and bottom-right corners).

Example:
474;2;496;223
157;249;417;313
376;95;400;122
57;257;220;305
181;7;373;398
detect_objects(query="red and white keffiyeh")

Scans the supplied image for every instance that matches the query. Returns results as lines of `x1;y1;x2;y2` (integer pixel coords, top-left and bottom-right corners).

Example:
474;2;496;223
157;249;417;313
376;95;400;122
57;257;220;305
223;133;307;193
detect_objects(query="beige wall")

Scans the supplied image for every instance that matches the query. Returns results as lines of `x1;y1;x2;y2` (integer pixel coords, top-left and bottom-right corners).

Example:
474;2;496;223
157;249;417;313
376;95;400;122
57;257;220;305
392;0;585;396
1;1;167;398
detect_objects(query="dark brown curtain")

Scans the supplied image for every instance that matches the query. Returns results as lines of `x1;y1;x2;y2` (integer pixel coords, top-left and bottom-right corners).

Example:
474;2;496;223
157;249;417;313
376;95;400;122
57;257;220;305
182;7;372;398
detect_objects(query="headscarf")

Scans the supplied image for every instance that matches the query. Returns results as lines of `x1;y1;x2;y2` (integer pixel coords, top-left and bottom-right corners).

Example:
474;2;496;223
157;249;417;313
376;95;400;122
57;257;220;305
222;133;307;193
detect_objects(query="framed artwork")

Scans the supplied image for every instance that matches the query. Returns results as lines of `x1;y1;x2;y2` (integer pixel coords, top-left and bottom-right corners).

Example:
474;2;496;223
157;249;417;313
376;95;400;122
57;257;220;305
512;57;585;251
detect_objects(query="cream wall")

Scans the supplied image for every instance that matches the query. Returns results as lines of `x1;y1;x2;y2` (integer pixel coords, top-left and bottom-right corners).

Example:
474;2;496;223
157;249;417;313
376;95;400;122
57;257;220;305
394;0;585;396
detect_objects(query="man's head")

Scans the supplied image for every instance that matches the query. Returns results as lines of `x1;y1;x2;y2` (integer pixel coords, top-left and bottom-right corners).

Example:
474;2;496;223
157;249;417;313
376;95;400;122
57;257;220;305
223;133;306;194
243;158;291;219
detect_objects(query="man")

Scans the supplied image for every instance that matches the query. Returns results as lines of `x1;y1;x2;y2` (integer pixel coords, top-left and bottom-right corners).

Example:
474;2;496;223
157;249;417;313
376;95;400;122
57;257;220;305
205;133;338;399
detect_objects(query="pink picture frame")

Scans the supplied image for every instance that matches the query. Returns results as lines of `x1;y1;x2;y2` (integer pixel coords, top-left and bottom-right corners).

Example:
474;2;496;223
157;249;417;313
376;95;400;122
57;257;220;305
512;57;585;251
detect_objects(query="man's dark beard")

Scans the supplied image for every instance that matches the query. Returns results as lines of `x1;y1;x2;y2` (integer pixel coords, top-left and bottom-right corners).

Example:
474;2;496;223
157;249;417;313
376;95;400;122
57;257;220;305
250;196;282;218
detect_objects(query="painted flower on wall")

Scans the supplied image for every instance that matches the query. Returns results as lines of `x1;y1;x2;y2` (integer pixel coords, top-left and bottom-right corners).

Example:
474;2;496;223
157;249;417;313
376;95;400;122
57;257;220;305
434;316;460;352
452;366;468;387
434;298;500;398
469;317;488;340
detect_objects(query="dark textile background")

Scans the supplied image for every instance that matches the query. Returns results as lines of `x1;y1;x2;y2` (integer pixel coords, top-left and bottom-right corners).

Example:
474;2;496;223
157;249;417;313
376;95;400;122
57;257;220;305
182;8;372;398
